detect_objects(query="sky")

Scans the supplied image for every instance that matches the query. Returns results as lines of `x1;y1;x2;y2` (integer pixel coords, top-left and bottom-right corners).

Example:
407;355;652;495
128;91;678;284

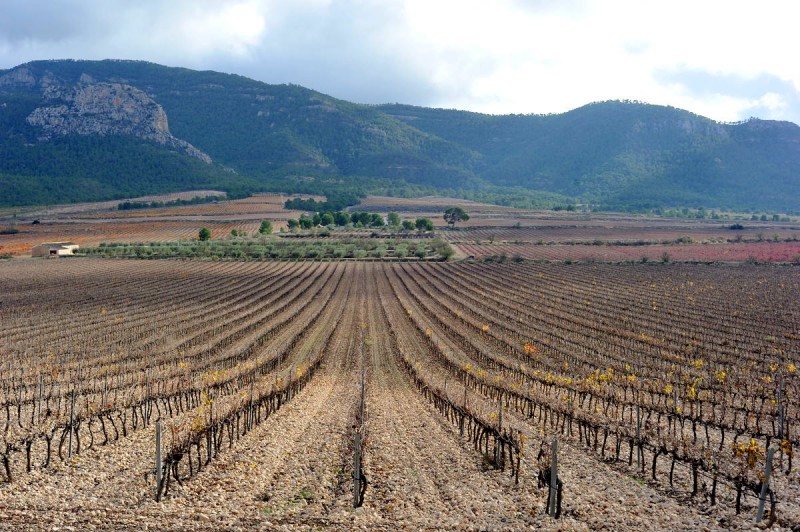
2;0;800;125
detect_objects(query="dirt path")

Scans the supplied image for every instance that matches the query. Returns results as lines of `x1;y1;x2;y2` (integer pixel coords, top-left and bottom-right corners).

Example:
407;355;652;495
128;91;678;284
150;264;366;529
352;264;541;530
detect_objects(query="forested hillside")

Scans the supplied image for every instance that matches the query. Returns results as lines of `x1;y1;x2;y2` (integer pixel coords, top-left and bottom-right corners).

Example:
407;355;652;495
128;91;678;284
378;102;800;212
1;60;798;212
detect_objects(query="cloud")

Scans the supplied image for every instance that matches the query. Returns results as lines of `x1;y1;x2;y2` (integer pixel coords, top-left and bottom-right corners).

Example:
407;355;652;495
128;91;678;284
0;0;98;43
655;69;800;122
1;0;799;125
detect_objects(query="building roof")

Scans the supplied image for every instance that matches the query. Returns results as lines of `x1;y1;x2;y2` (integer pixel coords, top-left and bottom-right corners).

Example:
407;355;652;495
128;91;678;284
34;242;78;247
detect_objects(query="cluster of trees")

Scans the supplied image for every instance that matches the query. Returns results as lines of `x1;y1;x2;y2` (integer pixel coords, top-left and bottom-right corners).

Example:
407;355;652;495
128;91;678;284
283;210;441;233
283;192;362;213
286;210;373;230
407;218;433;231
118;195;221;210
281;207;470;233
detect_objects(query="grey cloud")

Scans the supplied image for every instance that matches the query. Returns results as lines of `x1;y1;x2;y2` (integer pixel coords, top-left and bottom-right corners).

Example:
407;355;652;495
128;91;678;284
0;0;106;43
225;1;445;106
0;0;445;107
656;68;800;124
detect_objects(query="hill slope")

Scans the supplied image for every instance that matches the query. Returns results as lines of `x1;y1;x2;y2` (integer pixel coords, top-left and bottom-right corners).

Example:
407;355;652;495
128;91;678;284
377;102;800;212
0;60;480;206
1;60;799;212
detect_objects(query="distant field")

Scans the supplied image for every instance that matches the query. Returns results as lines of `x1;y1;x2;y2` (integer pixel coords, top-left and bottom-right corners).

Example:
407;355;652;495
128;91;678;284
456;241;800;263
0;192;309;256
3;194;799;263
442;224;800;244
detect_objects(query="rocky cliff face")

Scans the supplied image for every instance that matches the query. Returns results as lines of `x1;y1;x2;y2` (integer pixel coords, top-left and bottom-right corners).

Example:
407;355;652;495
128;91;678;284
1;66;211;163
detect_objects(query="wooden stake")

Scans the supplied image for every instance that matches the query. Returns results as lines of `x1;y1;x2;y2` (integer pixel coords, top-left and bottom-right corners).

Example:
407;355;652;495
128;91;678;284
68;390;75;459
548;439;559;517
353;432;362;508
37;374;43;422
636;404;641;470
755;446;775;523
155;422;163;501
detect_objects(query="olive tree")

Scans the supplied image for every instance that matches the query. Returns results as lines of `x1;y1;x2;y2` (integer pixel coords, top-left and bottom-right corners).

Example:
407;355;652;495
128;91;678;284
443;207;469;228
415;217;433;232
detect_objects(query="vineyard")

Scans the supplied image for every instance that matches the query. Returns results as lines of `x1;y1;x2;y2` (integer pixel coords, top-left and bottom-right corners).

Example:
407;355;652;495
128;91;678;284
0;258;797;530
455;241;800;263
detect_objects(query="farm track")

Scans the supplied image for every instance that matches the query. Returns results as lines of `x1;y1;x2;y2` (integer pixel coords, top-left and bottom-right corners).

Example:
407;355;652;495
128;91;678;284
0;259;797;530
155;263;364;528
356;264;541;530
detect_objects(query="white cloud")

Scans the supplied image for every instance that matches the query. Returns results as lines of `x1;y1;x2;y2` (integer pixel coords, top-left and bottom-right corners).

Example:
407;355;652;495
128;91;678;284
1;0;799;124
389;0;800;122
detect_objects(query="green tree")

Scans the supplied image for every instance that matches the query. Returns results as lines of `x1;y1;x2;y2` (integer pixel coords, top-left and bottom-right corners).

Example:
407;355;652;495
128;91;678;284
387;212;401;227
259;219;273;234
287;219;299;230
299;214;313;229
369;213;385;227
333;211;351;226
320;212;335;226
402;220;415;231
415;217;434;232
199;228;211;241
443;207;469;228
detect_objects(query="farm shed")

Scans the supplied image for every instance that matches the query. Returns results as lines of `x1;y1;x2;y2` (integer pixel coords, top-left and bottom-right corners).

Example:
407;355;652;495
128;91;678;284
31;242;79;257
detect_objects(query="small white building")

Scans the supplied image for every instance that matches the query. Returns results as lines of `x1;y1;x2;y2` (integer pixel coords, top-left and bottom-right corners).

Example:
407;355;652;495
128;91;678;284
31;242;79;257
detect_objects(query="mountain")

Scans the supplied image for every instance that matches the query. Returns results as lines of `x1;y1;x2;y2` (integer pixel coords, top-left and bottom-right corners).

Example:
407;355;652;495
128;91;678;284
0;59;479;206
377;102;800;212
1;59;799;212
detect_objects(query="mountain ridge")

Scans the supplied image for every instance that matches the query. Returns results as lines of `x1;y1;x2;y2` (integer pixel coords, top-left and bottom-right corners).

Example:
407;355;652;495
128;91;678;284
1;59;798;212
